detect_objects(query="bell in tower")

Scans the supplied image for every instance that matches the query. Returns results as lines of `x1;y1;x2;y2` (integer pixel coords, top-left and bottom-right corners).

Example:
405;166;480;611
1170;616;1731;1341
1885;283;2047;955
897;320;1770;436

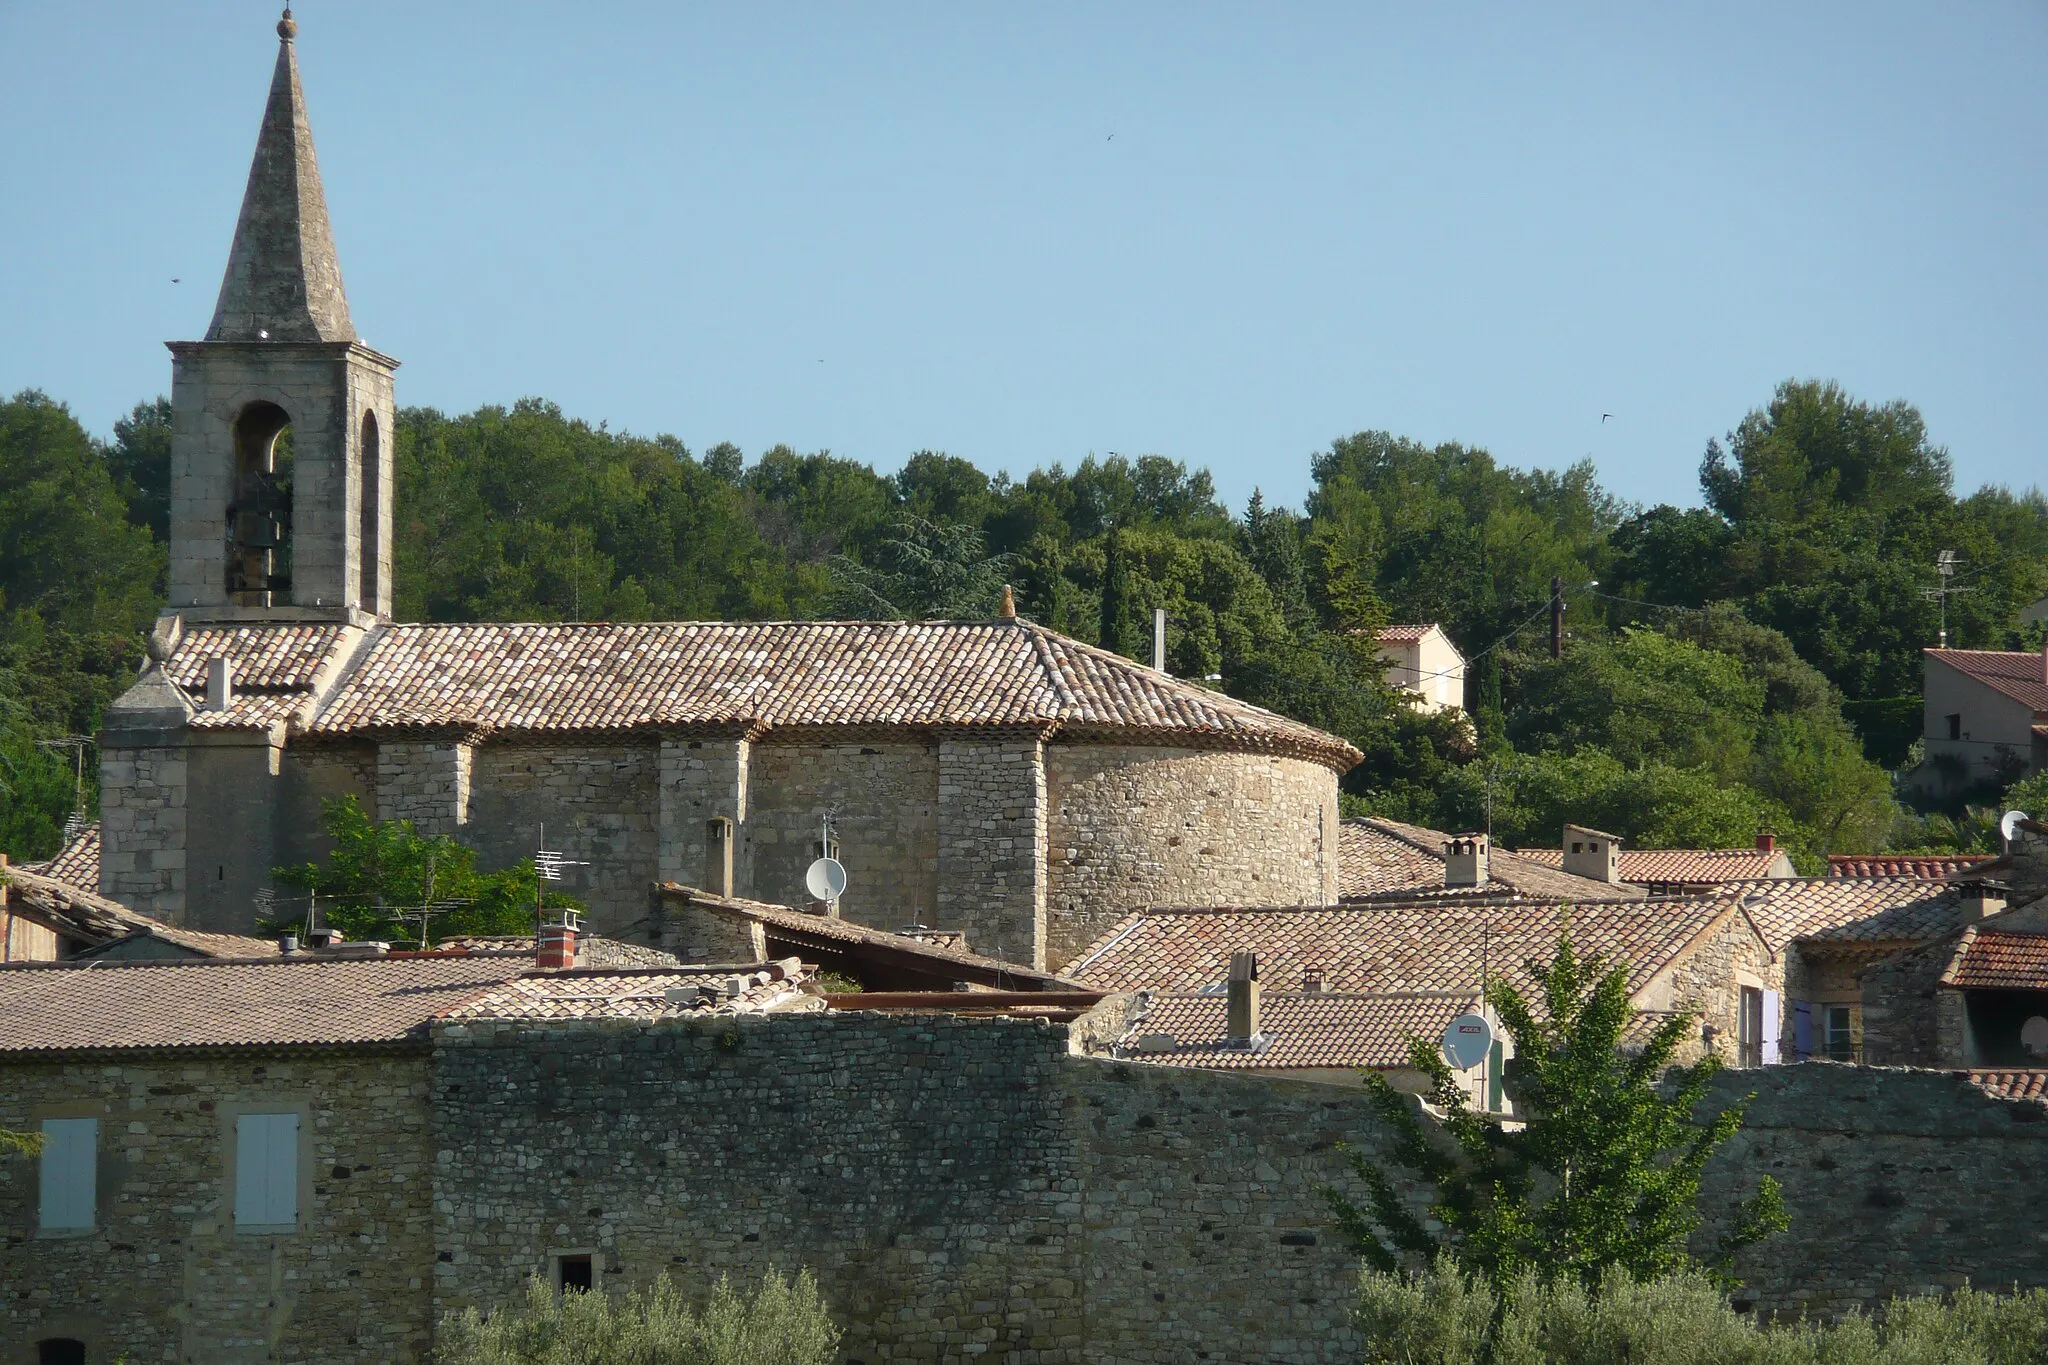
165;7;397;622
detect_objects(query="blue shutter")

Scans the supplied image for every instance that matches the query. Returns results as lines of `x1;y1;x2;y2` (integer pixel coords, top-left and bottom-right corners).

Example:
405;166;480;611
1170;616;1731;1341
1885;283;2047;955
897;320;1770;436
235;1113;299;1227
1792;1002;1812;1061
38;1118;96;1230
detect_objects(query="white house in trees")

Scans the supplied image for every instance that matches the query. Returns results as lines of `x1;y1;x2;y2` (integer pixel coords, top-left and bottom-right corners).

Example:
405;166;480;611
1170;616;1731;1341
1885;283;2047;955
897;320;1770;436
1376;624;1466;713
1921;646;2048;790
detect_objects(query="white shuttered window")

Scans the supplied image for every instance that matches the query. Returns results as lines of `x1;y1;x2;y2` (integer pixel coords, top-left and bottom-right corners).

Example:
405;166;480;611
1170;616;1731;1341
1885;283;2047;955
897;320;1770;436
38;1118;97;1230
235;1112;299;1228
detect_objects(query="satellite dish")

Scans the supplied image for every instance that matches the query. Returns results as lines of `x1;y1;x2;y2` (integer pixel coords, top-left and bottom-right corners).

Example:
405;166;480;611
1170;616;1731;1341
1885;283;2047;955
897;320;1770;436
2025;1017;2048;1058
2002;810;2029;847
805;857;848;901
1441;1012;1494;1071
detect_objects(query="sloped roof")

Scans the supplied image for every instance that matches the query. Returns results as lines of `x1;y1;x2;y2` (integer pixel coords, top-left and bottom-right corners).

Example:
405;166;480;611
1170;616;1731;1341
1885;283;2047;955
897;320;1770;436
0;954;525;1053
1827;854;1995;880
18;822;100;892
444;962;814;1021
1969;1069;2048;1102
1942;930;2048;990
1122;990;1476;1071
151;620;1359;768
1516;846;1784;885
1062;897;1732;1001
1925;649;2048;713
1375;625;1438;646
1739;878;1967;953
1341;818;1644;901
0;862;277;959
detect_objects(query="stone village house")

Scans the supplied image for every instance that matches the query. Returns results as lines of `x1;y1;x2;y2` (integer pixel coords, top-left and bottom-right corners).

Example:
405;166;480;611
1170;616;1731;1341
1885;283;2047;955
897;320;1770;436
94;13;1360;975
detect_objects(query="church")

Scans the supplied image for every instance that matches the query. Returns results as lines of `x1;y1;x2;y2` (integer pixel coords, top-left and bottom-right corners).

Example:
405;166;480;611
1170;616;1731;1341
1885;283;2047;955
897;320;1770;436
97;12;1358;971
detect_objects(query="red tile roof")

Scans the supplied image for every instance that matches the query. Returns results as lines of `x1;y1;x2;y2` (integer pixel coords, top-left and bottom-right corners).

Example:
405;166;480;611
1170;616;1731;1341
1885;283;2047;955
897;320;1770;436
1375;625;1437;645
159;620;1360;768
1737;878;1966;953
1516;847;1784;885
1826;855;1996;879
1339;818;1644;901
17;822;99;892
445;963;813;1021
1120;989;1477;1071
1062;897;1732;1002
1969;1069;2048;1102
1942;930;2048;990
0;862;277;959
1926;648;2048;713
0;954;527;1052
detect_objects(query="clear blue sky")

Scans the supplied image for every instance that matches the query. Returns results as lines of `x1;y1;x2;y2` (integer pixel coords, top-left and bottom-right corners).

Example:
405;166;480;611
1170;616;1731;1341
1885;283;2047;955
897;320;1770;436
3;3;2042;515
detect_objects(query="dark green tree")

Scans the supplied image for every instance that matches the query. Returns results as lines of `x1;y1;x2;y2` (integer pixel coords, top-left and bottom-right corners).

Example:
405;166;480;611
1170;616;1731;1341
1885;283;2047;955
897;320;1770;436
105;396;174;547
1327;934;1786;1289
826;516;1014;621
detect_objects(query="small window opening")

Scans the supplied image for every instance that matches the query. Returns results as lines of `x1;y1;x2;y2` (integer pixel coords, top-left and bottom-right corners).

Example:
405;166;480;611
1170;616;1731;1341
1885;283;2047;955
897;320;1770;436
38;1340;87;1365
1946;713;1963;741
557;1253;594;1294
227;401;294;606
1738;987;1764;1069
358;410;381;613
1825;1005;1855;1062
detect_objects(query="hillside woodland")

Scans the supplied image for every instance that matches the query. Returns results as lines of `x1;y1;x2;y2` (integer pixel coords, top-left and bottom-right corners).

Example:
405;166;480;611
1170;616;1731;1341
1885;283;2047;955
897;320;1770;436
2;378;2044;867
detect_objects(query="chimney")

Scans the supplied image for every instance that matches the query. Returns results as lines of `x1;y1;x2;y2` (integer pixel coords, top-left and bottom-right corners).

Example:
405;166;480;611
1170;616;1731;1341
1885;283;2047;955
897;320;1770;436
1154;608;1167;672
1962;886;2007;919
1562;824;1620;883
205;657;235;712
706;817;735;898
537;909;581;970
1755;831;1777;853
998;584;1016;619
1446;834;1490;888
1226;950;1261;1044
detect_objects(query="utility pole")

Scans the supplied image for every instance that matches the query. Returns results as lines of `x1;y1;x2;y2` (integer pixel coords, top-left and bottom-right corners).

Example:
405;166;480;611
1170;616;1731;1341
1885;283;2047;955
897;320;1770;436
1549;576;1564;660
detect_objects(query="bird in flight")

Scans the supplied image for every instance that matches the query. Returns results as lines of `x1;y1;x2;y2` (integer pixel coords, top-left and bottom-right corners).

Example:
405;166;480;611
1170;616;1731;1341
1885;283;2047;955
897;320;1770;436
1601;413;1612;423
1107;133;1115;141
171;277;180;284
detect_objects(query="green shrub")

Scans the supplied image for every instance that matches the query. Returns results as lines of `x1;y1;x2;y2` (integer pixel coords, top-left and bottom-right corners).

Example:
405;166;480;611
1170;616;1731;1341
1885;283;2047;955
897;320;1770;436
1357;1260;2048;1365
436;1267;840;1365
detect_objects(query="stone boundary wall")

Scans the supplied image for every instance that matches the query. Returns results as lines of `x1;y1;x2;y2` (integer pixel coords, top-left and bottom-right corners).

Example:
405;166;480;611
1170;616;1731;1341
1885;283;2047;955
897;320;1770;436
0;1049;436;1363
1045;747;1339;968
431;1012;1387;1364
1693;1063;2048;1317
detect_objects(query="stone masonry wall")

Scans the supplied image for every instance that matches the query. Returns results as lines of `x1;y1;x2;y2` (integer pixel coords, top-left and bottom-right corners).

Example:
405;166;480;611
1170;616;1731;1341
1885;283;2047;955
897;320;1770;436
464;744;661;936
935;737;1048;968
1693;1063;2048;1318
657;737;749;891
742;742;941;929
1045;746;1339;969
98;743;189;921
431;1012;1384;1364
0;1049;436;1363
376;741;472;839
1638;914;1782;1066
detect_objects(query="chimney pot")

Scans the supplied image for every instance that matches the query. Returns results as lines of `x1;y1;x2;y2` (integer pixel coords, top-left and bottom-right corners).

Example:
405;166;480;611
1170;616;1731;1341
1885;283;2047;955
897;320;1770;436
1562;824;1621;883
205;657;235;713
1226;951;1261;1043
1445;833;1490;888
537;909;581;969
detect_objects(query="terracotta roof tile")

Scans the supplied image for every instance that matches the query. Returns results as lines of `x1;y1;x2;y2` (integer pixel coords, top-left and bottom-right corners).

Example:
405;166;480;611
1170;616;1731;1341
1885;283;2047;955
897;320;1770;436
20;822;99;891
151;620;1358;767
1516;847;1783;885
1926;648;2048;713
1341;818;1645;901
1943;931;2048;990
1062;897;1730;1001
0;955;525;1052
1121;990;1476;1071
1739;878;1966;952
1969;1069;2048;1102
1;862;276;959
1826;855;1995;879
445;964;814;1021
1375;625;1436;645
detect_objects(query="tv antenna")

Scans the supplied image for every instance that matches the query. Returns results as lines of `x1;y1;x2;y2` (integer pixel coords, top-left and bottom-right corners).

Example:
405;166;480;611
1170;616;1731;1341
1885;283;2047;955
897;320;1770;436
407;851;474;950
534;823;589;936
1920;550;1976;648
33;736;92;834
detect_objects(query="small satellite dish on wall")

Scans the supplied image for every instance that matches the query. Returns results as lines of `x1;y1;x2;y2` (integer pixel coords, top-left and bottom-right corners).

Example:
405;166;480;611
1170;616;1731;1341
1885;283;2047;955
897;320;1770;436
805;857;848;902
2002;810;2030;848
1441;1013;1494;1071
2024;1017;2048;1058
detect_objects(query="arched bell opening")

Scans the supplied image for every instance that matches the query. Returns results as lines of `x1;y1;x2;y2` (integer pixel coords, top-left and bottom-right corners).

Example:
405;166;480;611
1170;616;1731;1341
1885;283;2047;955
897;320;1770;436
226;400;294;606
358;408;381;613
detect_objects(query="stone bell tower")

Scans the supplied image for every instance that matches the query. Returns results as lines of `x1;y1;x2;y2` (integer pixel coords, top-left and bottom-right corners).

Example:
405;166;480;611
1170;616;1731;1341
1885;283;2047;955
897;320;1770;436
165;7;396;623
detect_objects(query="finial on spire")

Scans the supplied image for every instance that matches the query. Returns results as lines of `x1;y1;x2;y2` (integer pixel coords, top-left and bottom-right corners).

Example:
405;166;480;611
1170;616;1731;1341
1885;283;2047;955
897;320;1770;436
998;585;1017;620
277;7;296;40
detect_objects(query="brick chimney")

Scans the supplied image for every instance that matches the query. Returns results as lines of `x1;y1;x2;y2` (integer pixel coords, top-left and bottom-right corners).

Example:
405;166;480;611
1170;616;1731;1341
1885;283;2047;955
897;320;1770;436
1226;951;1261;1044
1562;824;1620;883
1445;834;1490;888
1755;831;1777;853
538;909;581;969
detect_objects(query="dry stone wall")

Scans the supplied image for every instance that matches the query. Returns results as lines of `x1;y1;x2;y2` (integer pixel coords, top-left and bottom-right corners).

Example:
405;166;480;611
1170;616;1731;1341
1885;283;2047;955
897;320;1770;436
431;1011;1385;1364
0;1049;436;1364
1045;746;1339;968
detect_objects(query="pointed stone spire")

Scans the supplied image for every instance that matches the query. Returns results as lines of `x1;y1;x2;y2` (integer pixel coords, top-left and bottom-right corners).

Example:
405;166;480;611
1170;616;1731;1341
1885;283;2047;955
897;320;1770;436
206;8;356;343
